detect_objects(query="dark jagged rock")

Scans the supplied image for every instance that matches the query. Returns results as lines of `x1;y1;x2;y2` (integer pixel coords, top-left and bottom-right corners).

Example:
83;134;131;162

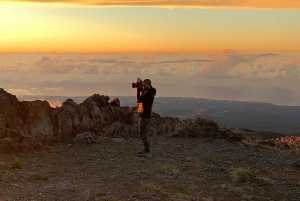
110;97;120;106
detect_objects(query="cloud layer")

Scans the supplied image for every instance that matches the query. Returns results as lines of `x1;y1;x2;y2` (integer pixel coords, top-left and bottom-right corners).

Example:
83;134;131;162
6;0;300;10
1;51;300;79
1;51;300;106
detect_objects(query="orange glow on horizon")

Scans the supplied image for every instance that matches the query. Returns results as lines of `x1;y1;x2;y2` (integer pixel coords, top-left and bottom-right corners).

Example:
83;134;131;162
2;0;300;10
22;98;62;108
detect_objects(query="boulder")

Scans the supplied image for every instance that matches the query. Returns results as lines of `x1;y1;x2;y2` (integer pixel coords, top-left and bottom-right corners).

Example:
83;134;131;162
0;137;17;153
73;131;97;143
110;97;120;106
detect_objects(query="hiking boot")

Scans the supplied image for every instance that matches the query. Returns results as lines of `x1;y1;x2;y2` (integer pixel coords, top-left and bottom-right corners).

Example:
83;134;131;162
139;150;152;157
138;150;149;154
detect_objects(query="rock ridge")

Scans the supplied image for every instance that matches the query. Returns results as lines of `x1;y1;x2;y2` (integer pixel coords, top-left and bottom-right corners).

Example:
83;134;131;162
0;88;242;154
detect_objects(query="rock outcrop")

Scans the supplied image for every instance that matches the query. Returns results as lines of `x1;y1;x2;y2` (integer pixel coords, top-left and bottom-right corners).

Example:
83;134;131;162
0;88;244;154
244;135;300;150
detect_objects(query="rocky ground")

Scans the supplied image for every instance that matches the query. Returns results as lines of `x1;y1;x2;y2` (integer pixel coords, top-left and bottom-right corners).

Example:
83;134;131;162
1;136;300;201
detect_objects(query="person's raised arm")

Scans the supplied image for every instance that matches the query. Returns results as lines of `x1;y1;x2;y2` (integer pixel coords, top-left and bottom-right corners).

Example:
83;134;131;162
135;78;143;102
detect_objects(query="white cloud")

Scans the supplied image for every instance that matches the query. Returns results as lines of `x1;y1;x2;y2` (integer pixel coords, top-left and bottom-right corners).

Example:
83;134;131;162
44;87;64;91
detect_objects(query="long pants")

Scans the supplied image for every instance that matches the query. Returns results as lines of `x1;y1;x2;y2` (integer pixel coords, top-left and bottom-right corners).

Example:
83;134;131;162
139;117;151;151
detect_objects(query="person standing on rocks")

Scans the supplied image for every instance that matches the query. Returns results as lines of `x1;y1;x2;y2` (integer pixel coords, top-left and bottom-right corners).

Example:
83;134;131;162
136;78;156;157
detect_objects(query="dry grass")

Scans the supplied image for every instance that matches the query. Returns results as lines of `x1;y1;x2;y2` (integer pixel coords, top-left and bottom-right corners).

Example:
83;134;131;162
140;183;164;194
194;114;219;129
241;194;271;201
72;185;84;193
259;177;275;185
12;158;23;169
93;190;109;197
76;189;118;201
232;168;253;182
242;139;260;147
172;192;190;199
135;168;151;176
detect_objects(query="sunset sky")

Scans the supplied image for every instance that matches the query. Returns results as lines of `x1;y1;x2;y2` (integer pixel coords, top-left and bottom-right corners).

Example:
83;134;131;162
1;0;300;106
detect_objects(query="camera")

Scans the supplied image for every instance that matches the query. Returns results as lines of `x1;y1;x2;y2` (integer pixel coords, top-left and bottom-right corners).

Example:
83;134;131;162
132;83;142;88
132;78;142;88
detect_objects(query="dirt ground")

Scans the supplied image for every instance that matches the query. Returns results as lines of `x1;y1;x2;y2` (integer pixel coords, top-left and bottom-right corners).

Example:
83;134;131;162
1;136;300;201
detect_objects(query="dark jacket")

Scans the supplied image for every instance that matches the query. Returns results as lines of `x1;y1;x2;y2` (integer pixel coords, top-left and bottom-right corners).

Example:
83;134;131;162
136;86;156;118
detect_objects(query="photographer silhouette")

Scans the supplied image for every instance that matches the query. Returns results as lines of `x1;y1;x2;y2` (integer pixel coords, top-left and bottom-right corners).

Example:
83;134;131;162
135;78;156;157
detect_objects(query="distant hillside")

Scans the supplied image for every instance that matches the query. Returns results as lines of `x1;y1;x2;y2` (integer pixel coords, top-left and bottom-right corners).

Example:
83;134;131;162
117;96;300;135
19;95;300;135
